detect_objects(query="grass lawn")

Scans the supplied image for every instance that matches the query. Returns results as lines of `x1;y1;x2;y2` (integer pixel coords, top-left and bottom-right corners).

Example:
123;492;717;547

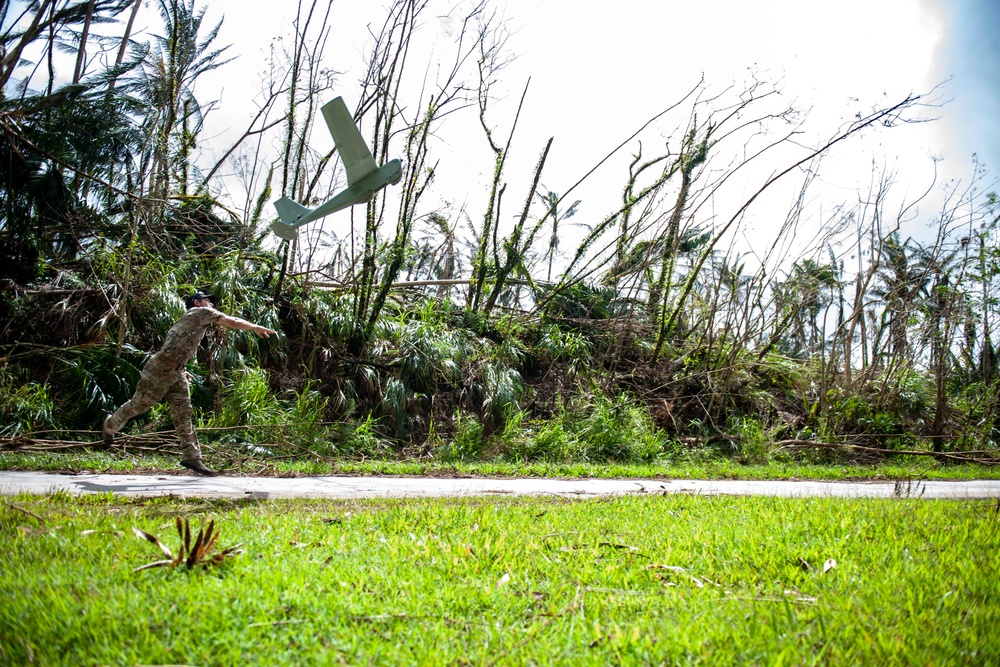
1;493;997;665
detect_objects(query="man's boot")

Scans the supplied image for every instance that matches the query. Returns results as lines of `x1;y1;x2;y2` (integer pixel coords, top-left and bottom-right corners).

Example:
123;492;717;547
180;458;217;476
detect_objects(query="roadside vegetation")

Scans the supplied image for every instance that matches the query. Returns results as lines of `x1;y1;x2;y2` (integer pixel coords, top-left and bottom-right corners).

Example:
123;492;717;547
2;0;999;475
2;493;997;665
5;449;1000;482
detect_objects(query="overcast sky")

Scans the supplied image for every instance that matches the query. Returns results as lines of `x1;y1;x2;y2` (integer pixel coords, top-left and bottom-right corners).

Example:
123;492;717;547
179;0;997;255
8;0;999;256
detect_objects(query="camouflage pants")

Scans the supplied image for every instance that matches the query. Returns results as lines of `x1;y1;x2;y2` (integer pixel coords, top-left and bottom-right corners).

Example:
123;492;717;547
104;354;201;461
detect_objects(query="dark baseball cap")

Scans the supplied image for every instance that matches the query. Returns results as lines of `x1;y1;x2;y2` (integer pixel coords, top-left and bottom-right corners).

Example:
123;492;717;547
185;290;214;309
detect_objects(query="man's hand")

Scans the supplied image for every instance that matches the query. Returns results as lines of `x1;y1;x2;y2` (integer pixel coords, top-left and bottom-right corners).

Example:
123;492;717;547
253;325;277;339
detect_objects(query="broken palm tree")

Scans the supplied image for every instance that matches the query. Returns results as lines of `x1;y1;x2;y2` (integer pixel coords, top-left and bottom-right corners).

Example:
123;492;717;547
133;516;243;572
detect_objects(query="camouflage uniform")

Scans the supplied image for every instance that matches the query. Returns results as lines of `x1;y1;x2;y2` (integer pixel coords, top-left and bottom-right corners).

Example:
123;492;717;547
104;306;224;461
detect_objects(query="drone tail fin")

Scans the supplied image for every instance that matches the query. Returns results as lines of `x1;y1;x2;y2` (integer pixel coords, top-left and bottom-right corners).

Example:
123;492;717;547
271;197;311;241
274;197;309;225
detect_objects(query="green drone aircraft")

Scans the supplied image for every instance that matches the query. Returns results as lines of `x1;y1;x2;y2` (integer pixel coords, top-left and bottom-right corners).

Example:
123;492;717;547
271;97;402;240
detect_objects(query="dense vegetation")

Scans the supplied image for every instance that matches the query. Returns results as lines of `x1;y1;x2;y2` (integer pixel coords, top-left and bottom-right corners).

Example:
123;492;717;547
2;0;998;470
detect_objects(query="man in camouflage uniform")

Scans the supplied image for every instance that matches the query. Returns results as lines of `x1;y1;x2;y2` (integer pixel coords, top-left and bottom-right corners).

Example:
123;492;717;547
102;290;276;475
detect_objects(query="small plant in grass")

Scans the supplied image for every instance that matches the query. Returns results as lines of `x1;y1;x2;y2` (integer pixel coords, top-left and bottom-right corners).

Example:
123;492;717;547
132;516;243;572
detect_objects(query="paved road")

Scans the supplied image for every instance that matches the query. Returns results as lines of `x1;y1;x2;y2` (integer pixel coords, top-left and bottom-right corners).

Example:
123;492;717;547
1;471;999;500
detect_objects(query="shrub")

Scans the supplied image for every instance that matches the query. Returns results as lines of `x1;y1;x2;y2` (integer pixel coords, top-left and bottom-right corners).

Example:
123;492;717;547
0;372;55;437
435;411;486;462
287;381;335;449
730;416;767;464
341;413;394;458
569;392;665;463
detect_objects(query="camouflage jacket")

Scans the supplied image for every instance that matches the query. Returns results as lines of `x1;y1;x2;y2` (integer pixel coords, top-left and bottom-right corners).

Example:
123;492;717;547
154;306;224;367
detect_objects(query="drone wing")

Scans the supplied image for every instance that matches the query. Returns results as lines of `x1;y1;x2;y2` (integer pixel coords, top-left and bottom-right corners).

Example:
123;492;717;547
322;97;377;186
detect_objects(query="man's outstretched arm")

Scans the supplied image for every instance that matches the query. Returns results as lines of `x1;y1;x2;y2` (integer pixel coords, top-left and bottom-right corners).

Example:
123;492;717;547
217;314;276;338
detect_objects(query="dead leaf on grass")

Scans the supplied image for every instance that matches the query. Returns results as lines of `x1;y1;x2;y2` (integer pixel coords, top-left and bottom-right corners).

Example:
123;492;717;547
291;540;323;549
647;564;686;572
598;541;641;553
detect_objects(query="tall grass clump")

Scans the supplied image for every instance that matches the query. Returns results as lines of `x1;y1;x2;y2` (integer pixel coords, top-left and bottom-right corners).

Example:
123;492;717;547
496;390;670;464
480;363;523;429
0;371;55;437
435;411;487;462
498;408;568;462
569;392;667;463
381;376;409;437
285;380;337;450
201;367;282;447
730;416;768;463
202;372;352;455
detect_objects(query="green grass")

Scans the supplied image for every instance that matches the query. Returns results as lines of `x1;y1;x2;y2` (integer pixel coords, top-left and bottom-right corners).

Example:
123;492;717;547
1;494;997;665
3;449;1000;480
